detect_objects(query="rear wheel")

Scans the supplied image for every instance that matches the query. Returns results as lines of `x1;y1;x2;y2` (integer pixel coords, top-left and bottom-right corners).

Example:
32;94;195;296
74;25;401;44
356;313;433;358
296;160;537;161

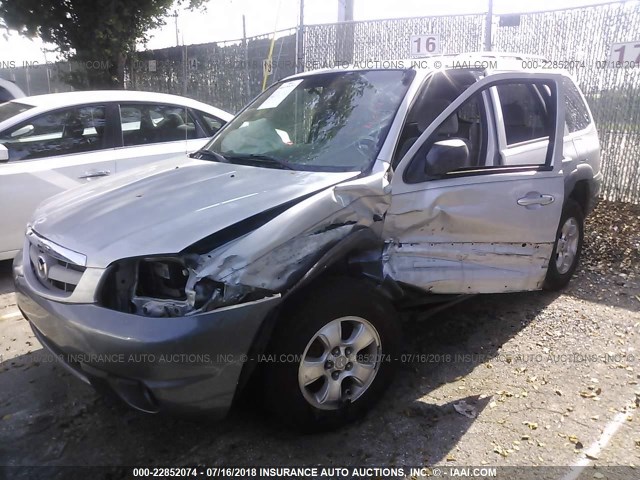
544;199;584;291
263;277;400;431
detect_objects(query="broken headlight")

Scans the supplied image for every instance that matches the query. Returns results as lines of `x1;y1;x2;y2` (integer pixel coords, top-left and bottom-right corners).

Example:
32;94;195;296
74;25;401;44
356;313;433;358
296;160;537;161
132;258;191;317
100;256;271;317
190;278;271;313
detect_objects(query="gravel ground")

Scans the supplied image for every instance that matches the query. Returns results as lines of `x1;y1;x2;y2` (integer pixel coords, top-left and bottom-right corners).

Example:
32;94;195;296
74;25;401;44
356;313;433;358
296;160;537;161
0;200;638;478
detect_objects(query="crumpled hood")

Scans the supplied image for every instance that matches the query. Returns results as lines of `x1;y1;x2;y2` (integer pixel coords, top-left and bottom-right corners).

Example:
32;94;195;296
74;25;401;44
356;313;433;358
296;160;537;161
31;157;356;268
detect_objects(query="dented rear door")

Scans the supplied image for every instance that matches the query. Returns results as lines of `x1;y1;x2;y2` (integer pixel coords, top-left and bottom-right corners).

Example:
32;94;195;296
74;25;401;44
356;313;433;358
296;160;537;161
384;72;566;293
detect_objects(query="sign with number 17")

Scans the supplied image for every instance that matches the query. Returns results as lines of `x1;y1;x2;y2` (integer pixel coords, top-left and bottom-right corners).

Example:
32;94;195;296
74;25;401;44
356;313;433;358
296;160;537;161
609;41;640;63
410;34;441;56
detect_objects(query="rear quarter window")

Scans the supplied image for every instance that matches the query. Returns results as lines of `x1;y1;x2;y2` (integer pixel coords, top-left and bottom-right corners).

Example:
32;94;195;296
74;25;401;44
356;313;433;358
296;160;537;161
563;77;591;132
197;111;225;136
0;101;33;123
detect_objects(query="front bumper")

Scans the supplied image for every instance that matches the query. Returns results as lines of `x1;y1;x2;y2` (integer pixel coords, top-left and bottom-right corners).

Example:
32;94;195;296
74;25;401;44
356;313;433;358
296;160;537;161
13;250;281;417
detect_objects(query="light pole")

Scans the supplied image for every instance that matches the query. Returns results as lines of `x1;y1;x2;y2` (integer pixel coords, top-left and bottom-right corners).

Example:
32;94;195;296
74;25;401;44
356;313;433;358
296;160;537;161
338;0;354;22
337;0;354;65
295;0;304;73
41;48;52;93
169;10;179;47
484;0;493;52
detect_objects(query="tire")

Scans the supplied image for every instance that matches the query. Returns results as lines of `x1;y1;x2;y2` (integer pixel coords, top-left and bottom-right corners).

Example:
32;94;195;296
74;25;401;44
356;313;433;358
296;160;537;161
262;277;400;431
543;198;584;291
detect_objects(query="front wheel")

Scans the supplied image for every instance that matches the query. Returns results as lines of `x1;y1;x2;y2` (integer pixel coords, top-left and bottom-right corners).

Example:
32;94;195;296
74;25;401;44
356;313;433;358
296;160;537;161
543;199;584;291
263;277;400;431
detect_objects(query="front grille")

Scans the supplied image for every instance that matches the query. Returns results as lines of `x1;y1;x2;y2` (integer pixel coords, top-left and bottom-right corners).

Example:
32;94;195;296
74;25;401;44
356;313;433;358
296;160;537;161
27;231;87;294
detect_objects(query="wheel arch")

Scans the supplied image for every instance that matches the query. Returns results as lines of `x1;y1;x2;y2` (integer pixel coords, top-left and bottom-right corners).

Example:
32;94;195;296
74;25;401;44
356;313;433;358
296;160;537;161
234;226;384;397
564;164;595;215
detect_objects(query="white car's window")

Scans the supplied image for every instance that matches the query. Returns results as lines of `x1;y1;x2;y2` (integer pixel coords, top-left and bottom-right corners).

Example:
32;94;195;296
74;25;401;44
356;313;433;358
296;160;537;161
0;105;106;161
0;101;34;123
197;111;224;136
119;104;198;146
563;77;591;132
496;83;550;146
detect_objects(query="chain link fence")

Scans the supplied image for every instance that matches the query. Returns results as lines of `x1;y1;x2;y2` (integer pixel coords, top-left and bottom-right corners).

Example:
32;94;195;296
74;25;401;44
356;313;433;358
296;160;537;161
303;14;485;66
128;28;297;114
0;62;74;96
304;15;485;65
492;2;640;203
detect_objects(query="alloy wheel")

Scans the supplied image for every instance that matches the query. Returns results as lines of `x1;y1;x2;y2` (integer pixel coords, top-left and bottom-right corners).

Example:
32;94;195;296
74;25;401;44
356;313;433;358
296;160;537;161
297;316;381;410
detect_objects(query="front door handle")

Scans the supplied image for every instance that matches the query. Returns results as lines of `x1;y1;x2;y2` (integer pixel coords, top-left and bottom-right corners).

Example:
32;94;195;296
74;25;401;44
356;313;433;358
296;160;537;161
517;193;555;207
79;170;111;179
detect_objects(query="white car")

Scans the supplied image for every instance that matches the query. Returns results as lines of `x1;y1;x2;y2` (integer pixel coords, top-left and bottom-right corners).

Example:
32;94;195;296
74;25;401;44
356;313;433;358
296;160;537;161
0;90;232;260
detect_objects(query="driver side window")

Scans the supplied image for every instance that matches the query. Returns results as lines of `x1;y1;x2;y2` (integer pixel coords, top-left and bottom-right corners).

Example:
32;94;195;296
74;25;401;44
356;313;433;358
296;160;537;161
0;105;106;162
403;78;557;184
404;92;489;183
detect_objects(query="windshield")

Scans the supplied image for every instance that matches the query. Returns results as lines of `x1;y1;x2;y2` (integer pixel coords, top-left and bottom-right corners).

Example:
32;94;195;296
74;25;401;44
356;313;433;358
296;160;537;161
203;69;415;172
0;101;33;123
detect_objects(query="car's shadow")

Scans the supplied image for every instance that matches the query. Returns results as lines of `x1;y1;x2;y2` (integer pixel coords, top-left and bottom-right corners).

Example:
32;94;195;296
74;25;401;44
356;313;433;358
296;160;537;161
0;265;562;472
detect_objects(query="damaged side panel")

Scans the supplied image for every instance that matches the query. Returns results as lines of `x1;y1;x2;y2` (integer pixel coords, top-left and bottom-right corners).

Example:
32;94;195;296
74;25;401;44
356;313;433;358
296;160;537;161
101;163;563;316
382;174;564;294
381;71;566;295
383;241;552;294
189;169;391;293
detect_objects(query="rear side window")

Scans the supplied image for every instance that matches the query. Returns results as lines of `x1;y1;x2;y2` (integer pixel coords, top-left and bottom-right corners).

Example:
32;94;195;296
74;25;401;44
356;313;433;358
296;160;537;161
563;77;591;132
196;111;224;136
120;104;198;147
496;83;550;145
0;101;33;123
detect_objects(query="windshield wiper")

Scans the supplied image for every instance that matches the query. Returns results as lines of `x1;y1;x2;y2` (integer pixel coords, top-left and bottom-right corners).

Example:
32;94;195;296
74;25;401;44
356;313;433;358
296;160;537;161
189;149;229;163
224;153;294;170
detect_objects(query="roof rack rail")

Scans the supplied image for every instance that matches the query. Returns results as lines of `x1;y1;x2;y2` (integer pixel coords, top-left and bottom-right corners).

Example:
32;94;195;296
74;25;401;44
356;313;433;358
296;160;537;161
416;51;549;62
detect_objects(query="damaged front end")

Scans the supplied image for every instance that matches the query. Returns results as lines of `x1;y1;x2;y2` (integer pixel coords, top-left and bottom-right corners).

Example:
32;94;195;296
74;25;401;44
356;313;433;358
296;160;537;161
98;169;392;318
99;255;275;317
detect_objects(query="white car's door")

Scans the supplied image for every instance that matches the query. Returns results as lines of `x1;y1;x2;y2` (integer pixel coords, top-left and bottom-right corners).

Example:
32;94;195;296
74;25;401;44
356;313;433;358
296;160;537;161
384;72;566;294
111;103;216;173
110;139;206;172
0;104;116;260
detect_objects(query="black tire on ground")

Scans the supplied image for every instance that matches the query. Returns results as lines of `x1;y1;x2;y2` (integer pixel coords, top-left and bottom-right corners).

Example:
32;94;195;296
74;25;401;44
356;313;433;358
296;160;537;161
262;277;401;432
543;198;585;291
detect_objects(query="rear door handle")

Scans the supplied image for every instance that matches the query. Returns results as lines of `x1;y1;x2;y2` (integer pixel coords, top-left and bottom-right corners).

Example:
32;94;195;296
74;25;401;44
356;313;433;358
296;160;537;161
79;170;111;179
517;193;555;207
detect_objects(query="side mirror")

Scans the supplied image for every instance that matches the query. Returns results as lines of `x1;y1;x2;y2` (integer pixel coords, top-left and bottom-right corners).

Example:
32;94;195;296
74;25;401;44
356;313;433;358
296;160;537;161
425;139;470;176
11;124;34;138
0;144;8;162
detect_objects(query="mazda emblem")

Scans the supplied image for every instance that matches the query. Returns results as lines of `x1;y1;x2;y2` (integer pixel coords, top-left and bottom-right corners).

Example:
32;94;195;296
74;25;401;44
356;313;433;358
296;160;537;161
36;255;48;281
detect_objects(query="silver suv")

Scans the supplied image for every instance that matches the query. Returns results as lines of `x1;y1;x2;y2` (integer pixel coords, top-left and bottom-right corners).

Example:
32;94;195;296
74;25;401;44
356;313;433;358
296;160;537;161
14;54;601;430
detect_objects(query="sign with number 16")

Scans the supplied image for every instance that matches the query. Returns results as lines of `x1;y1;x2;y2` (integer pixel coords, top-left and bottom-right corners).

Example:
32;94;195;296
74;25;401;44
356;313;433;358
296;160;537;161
410;34;441;56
